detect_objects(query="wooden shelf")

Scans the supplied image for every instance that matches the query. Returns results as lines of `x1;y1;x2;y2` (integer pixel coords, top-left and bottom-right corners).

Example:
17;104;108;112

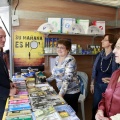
41;32;104;37
107;27;120;30
43;53;97;56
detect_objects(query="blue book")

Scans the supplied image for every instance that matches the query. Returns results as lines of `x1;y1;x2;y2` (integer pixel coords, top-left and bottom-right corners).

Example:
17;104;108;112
12;77;25;82
9;103;31;111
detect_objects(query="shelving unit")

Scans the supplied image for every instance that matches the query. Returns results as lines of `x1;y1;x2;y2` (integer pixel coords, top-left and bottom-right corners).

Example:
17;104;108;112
43;32;104;45
43;32;104;37
43;33;103;67
107;27;120;34
107;27;120;30
43;53;97;56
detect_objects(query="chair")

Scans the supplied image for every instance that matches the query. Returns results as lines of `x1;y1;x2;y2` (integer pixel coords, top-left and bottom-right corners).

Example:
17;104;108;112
77;71;88;120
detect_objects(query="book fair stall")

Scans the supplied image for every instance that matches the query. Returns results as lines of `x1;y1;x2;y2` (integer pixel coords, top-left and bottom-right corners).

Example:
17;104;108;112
1;1;120;120
2;69;80;120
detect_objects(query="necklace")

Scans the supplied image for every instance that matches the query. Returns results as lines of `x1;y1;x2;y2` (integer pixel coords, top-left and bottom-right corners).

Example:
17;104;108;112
100;56;112;72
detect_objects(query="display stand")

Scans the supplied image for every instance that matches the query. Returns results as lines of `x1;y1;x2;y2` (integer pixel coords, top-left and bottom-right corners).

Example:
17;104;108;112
3;75;80;120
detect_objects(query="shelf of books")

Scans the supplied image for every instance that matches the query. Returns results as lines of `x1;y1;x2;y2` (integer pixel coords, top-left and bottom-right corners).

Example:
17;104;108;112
3;72;80;120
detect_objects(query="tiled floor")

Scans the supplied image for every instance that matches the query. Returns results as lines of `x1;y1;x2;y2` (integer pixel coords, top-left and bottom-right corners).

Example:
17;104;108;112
77;93;93;120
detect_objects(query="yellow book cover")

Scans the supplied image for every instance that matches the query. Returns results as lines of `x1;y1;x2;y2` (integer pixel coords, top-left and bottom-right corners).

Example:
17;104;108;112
13;31;45;72
2;98;9;120
9;95;28;101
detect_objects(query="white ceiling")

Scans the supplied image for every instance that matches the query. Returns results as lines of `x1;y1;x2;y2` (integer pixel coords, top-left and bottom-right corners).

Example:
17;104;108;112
0;0;120;8
0;0;9;7
75;0;120;7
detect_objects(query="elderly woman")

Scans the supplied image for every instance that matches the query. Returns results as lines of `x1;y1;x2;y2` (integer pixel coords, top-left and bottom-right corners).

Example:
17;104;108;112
46;39;80;113
95;35;120;120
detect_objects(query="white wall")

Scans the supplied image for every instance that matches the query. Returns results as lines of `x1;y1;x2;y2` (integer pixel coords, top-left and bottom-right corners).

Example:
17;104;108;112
0;6;10;51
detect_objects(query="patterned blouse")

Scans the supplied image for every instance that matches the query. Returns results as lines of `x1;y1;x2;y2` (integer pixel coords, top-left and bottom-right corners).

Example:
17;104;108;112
46;54;80;96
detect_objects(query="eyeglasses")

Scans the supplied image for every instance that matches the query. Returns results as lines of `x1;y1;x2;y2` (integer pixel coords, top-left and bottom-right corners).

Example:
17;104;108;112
56;46;66;50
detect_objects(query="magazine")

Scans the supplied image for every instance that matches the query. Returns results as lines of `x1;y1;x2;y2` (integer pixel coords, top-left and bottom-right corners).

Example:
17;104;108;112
26;77;35;82
6;115;32;120
54;104;76;118
7;110;32;116
9;99;30;105
8;103;31;111
29;91;46;97
41;87;57;95
12;77;25;82
27;87;41;93
9;95;29;101
33;106;61;120
45;95;66;106
30;96;51;111
30;95;66;111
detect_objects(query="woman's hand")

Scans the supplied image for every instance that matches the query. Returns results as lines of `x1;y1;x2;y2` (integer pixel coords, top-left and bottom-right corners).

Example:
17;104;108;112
95;110;104;120
90;81;94;94
9;88;18;96
100;117;109;120
90;85;94;94
102;77;110;84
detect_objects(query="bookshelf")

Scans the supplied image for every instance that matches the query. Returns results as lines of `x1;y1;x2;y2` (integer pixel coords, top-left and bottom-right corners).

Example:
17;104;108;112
43;33;103;66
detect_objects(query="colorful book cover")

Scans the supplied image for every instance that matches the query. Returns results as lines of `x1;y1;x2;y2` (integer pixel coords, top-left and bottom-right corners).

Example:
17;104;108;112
29;91;46;98
6;115;32;120
17;91;28;95
30;96;50;111
62;18;76;33
27;87;42;93
45;95;66;106
8;103;31;111
9;95;29;101
12;77;25;82
13;31;45;72
55;104;76;118
9;99;30;105
2;99;9;120
7;110;31;116
26;77;35;82
33;106;61;120
76;19;89;34
48;18;62;33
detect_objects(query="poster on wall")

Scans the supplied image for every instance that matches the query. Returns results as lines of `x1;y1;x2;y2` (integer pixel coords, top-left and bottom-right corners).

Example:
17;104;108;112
13;31;45;72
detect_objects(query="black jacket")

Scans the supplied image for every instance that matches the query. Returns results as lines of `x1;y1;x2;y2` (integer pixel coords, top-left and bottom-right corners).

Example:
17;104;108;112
0;52;10;99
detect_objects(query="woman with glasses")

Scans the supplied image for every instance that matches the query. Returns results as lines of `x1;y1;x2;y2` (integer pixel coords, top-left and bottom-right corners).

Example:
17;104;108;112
46;39;80;113
95;35;120;120
90;34;118;120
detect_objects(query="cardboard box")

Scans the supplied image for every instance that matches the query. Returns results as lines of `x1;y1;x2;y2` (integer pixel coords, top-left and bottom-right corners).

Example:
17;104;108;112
92;21;105;34
77;19;89;34
48;18;62;33
62;18;76;33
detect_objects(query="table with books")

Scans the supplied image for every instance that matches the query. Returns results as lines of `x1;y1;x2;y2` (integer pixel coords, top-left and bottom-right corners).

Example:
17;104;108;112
3;71;80;120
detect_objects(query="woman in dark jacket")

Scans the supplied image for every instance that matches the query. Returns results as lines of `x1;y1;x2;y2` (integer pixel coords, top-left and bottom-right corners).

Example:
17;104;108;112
95;35;120;120
90;34;118;120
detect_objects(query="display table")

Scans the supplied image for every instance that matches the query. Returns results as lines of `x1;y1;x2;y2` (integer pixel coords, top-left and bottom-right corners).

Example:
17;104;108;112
3;76;80;120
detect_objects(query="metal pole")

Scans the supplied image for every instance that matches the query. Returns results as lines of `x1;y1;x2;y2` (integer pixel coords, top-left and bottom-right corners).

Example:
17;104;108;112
9;5;13;78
